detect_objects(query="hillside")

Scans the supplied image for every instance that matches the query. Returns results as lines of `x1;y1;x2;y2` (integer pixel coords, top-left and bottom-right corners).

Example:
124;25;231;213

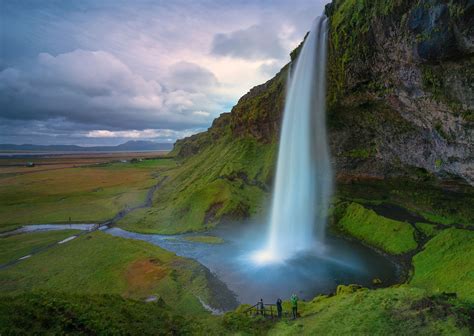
2;0;473;335
117;0;474;235
112;2;474;333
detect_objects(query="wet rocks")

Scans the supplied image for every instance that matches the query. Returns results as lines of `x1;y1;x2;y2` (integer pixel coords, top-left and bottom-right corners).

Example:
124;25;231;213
409;0;473;61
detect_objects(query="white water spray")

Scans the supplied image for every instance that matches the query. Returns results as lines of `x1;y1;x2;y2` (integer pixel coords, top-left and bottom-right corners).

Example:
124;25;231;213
256;16;332;262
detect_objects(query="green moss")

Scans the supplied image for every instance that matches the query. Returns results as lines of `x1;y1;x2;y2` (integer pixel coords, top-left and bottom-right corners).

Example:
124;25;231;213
327;0;407;105
415;222;441;238
345;148;374;159
335;284;363;295
271;286;472;335
410;228;474;303
420;60;473;119
434;122;449;140
118;138;276;234
337;202;417;255
337;178;474;227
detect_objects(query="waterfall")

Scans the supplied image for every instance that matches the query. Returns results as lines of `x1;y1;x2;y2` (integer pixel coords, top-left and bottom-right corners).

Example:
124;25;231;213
265;16;332;260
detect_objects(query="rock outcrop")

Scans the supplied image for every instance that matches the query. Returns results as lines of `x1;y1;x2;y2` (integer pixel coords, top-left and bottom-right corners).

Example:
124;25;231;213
175;0;473;186
326;0;473;184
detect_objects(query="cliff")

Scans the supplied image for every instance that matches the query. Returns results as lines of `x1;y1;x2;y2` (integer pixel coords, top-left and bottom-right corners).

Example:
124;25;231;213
176;0;473;185
326;0;473;184
118;0;474;234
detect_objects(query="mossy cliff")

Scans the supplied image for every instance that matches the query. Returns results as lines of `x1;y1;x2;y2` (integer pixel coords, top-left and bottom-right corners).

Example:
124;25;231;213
117;67;287;233
325;0;473;184
117;0;474;235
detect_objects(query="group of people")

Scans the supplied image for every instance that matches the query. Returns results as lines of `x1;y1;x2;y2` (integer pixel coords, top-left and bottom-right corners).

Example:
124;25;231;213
258;293;299;319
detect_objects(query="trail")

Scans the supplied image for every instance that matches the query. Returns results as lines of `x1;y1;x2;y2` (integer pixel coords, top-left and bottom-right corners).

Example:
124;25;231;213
0;176;167;270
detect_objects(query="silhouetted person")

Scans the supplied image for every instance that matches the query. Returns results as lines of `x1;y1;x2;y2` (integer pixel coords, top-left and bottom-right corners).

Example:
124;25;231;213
276;298;283;318
259;298;264;316
291;294;298;319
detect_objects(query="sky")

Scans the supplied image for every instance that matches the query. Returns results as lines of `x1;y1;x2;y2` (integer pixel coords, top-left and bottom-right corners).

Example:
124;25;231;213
0;0;329;146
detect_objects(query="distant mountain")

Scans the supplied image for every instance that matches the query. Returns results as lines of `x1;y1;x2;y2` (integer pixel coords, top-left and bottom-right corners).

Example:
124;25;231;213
0;140;173;152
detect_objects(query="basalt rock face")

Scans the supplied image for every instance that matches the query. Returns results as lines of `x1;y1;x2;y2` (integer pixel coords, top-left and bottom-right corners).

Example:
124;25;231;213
326;0;473;185
174;0;473;186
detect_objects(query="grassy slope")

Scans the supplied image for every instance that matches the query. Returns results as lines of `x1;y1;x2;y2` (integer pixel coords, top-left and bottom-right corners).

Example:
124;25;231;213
336;202;417;254
333;201;473;303
415;222;441;238
337;179;474;228
0;231;218;315
0;230;79;264
410;228;474;303
0;159;175;232
0;292;223;335
268;286;472;335
117;138;276;234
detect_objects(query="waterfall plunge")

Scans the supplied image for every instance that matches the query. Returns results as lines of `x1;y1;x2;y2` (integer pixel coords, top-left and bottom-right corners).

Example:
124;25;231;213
256;16;332;263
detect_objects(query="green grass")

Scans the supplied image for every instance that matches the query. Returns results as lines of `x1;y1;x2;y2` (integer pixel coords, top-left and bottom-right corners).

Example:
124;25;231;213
0;292;220;335
0;230;79;264
337;179;474;227
0;231;221;315
269;286;472;335
99;158;177;170
185;235;225;244
337;202;418;255
117;138;276;234
0;159;173;232
415;222;441;238
410;228;474;302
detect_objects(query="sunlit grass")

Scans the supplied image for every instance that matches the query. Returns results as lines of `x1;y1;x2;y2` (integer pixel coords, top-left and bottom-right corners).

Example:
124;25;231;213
410;228;474;303
0;230;79;264
0;159;175;232
337;202;417;255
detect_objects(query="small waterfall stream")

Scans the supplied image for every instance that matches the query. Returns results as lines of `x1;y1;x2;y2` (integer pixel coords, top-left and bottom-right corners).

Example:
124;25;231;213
265;15;332;260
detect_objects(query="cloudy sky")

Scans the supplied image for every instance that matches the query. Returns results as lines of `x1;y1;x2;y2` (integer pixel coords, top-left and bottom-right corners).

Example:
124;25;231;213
0;0;329;146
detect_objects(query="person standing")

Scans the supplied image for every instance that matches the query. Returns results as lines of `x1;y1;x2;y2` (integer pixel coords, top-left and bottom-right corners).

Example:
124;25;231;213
259;298;264;316
290;294;298;319
276;298;283;318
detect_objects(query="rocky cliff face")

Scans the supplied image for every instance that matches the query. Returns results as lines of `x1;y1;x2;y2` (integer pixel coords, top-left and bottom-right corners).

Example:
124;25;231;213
326;0;473;185
175;0;473;186
164;0;474;230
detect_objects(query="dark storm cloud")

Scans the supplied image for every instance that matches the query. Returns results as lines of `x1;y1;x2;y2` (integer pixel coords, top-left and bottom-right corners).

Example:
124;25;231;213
0;0;329;145
211;24;287;60
0;50;219;130
166;61;219;92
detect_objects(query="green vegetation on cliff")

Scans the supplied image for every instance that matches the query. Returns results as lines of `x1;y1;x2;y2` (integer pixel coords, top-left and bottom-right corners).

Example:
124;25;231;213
118;134;276;234
410;228;474;303
337;179;474;228
114;63;288;235
269;286;472;335
336;202;417;255
327;0;408;105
